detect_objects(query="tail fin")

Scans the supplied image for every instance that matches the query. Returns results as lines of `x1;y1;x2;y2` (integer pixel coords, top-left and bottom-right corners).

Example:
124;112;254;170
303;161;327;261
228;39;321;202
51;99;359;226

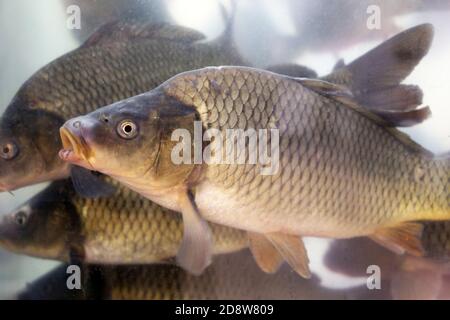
214;0;237;49
322;24;434;127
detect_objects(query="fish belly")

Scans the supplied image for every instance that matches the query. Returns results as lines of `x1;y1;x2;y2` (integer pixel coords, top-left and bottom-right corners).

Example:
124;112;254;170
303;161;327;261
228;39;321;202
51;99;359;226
194;180;370;238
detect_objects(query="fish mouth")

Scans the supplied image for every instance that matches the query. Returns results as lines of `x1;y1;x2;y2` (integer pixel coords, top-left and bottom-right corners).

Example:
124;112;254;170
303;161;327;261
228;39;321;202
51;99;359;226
59;127;91;166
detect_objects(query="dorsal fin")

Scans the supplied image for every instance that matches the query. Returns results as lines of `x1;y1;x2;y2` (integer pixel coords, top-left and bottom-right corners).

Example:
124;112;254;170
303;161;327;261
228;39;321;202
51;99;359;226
81;20;206;48
324;24;434;91
294;78;353;98
266;63;318;78
322;24;434;114
359;85;423;112
374;108;431;127
333;58;345;71
294;78;434;158
296;78;431;127
210;1;237;49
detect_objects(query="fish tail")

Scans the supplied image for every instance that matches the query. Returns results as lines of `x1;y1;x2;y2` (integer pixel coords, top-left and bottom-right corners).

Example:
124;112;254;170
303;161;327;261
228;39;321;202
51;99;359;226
214;0;237;49
323;24;434;127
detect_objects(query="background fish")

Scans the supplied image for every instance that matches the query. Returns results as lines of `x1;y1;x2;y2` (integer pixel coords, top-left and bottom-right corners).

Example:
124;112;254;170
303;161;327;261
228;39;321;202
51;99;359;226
62;0;172;43
17;250;347;300
60;24;449;278
17;263;88;300
325;220;450;300
0;179;247;264
235;0;450;66
0;12;426;195
0;14;244;194
421;221;450;261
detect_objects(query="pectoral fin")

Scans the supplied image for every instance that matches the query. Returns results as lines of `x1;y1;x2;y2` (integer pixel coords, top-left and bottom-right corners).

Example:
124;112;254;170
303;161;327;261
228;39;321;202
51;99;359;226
70;166;116;198
266;233;311;279
176;191;213;275
370;222;424;256
248;232;284;273
332;58;345;71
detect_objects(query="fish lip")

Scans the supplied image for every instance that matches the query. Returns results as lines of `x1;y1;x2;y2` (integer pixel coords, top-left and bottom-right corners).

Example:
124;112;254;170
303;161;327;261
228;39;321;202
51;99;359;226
59;127;90;163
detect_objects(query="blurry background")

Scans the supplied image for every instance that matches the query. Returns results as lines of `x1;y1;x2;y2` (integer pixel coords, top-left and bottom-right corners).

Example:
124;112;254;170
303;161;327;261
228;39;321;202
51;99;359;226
0;0;449;298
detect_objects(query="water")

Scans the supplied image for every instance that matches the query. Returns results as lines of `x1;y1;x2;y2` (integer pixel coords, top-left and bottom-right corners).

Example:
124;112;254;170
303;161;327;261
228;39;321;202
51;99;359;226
0;0;449;300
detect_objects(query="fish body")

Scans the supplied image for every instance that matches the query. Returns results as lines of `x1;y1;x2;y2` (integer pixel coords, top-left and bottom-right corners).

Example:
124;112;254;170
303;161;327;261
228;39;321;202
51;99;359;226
60;24;449;277
0;19;244;191
18;251;345;300
82;66;447;236
0;180;247;264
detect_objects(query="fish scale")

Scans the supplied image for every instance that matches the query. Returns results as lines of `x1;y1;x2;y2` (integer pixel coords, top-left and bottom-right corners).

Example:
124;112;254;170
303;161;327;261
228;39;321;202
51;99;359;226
28;43;238;120
73;180;246;263
17;252;354;300
0;20;252;191
162;67;449;237
0;179;247;264
58;24;448;277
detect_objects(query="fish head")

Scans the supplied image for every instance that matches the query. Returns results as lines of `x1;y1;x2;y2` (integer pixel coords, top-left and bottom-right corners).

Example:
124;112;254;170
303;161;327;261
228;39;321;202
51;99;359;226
0;181;76;260
59;90;198;189
0;96;70;191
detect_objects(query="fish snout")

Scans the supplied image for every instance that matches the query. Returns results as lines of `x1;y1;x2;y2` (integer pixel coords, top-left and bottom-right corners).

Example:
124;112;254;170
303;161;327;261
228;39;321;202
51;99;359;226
62;117;86;138
59;117;94;164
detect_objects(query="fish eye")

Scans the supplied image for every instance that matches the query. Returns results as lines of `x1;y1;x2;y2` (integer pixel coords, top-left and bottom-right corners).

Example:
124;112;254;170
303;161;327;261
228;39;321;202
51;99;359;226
14;211;28;226
0;142;19;160
117;120;138;139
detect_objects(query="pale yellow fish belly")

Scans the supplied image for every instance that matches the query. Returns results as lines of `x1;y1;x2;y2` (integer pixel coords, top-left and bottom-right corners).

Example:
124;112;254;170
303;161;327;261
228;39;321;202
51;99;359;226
194;179;375;239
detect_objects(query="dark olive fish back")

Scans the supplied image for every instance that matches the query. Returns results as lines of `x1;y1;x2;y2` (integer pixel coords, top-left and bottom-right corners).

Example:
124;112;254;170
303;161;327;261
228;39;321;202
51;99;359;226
16;24;245;121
